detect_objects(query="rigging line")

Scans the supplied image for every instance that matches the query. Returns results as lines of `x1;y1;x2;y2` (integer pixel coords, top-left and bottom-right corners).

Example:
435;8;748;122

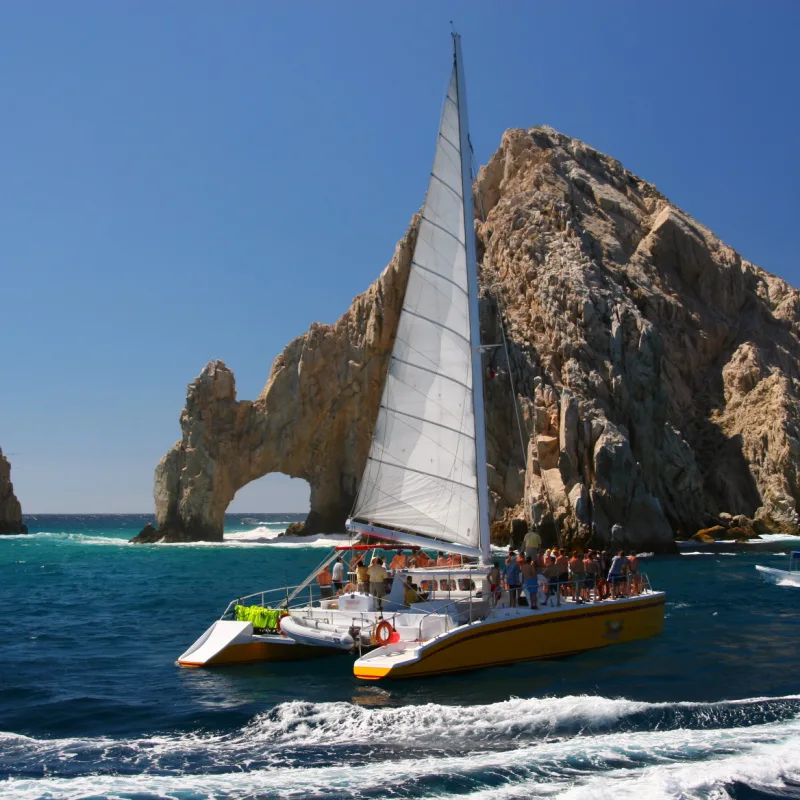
471;151;563;548
411;260;469;296
471;152;527;470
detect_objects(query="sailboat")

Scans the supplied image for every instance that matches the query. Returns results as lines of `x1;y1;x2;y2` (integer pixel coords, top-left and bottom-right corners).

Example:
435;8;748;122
345;32;665;680
176;33;665;675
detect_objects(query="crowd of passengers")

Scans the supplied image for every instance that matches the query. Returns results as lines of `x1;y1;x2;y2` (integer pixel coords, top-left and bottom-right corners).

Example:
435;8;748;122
315;532;644;610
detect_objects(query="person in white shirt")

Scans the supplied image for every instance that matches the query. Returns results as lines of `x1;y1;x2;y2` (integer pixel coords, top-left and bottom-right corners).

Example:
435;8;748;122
331;556;345;593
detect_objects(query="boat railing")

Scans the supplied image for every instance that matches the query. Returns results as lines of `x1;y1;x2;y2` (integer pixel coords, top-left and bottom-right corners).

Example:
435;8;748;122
220;583;326;620
536;572;655;607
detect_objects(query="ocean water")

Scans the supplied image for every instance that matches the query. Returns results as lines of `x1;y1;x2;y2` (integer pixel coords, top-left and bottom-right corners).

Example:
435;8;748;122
1;515;799;800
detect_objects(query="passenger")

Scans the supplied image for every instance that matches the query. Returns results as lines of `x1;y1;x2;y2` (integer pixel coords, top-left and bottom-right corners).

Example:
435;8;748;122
487;561;502;604
569;551;586;603
331;556;345;593
403;577;422;605
316;564;333;599
504;552;522;608
523;527;543;561
389;550;407;571
593;550;608;599
407;552;418;569
583;550;599;601
368;557;388;610
336;580;358;597
607;550;629;598
355;559;369;594
451;552;463;566
520;556;538;609
416;550;430;568
436;551;448;567
627;551;641;594
542;556;560;605
555;548;570;597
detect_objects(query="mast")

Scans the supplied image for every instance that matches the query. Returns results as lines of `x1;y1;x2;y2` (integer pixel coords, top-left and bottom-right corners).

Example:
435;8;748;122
452;33;491;565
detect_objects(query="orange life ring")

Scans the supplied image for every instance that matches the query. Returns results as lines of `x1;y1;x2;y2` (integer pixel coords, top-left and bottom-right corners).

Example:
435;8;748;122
276;612;290;636
373;620;395;646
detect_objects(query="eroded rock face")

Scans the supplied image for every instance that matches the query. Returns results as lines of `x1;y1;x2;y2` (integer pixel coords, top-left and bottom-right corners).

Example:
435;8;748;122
477;126;800;550
0;448;27;535
140;126;800;551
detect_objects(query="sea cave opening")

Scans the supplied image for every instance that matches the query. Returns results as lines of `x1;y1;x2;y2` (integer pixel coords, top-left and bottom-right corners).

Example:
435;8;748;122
226;473;311;540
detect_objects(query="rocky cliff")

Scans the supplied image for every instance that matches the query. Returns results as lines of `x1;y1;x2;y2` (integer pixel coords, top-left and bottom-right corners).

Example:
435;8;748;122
136;126;800;551
0;448;27;535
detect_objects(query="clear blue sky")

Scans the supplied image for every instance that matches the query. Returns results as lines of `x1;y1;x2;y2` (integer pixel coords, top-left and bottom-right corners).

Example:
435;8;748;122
2;1;799;513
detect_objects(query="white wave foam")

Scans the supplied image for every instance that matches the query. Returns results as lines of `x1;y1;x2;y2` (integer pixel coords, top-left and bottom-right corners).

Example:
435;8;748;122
1;532;132;547
3;529;352;550
755;533;800;544
679;551;716;556
3;701;799;800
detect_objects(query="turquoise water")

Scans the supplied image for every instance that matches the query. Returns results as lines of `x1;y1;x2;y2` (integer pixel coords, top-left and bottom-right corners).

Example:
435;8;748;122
1;515;799;799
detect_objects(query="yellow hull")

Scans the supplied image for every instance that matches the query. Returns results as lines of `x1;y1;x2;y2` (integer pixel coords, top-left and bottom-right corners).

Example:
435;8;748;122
354;594;666;680
179;638;340;667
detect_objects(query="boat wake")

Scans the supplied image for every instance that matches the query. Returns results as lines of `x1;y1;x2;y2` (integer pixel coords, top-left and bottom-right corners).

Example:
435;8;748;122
2;694;799;799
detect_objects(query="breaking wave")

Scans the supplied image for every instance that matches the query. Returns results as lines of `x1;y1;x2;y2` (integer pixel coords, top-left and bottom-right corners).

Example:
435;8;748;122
2;528;352;549
2;694;799;799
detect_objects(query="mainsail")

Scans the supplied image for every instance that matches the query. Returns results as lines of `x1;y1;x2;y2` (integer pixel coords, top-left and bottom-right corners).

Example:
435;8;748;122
350;36;490;558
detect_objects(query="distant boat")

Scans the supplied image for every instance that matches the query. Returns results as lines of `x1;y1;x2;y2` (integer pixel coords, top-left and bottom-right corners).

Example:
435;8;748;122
176;33;666;676
755;552;800;587
240;517;261;525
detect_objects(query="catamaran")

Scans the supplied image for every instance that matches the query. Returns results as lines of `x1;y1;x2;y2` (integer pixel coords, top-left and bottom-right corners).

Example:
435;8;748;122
177;33;666;676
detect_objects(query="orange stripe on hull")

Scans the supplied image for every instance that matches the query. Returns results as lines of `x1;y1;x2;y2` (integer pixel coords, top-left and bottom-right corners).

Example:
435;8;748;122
179;639;342;668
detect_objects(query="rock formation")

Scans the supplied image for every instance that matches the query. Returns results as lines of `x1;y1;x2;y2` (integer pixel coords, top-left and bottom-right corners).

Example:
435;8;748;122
138;126;800;551
0;448;27;535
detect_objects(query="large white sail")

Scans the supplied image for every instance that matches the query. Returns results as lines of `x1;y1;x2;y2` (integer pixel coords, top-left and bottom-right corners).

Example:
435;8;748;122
351;64;480;550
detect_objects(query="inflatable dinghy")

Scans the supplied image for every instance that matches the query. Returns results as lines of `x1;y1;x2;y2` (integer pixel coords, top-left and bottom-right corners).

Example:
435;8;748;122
279;616;355;650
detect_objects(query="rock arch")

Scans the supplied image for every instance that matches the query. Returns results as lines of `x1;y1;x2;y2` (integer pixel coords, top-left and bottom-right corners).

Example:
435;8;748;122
136;224;417;543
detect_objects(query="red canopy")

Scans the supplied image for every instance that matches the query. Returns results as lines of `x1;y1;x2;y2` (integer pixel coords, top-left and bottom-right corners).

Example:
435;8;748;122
334;544;421;552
